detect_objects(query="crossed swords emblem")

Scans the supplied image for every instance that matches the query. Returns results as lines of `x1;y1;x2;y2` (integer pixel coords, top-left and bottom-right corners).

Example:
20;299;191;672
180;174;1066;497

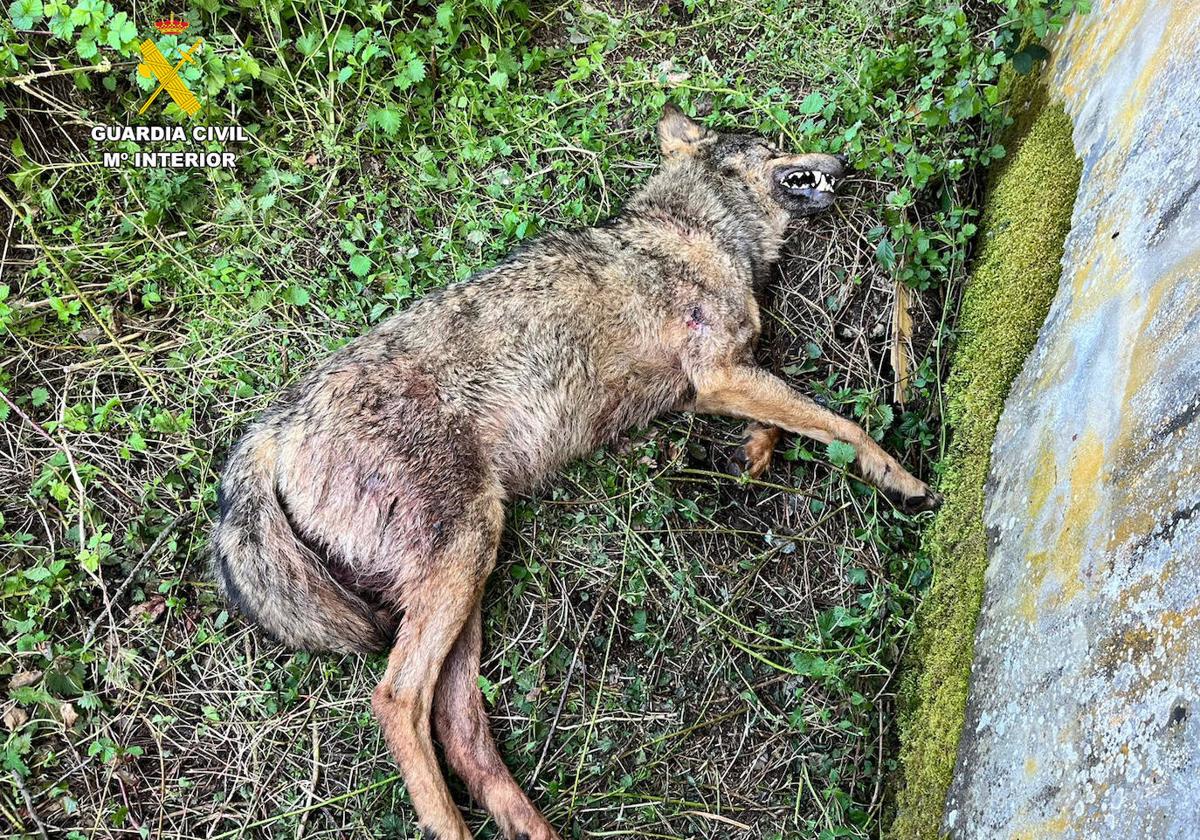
137;38;203;117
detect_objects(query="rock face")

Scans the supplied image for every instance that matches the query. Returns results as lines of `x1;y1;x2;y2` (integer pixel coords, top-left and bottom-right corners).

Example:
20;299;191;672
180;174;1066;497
944;2;1200;838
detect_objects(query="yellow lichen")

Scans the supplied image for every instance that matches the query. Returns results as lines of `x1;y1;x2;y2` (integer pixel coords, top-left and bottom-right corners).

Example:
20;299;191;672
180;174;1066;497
1027;450;1057;519
1115;4;1195;149
1055;0;1149;109
888;77;1082;840
1016;810;1072;838
1019;431;1102;618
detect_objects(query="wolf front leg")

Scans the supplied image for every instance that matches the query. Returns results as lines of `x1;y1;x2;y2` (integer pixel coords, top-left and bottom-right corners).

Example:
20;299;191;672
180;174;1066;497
693;365;941;511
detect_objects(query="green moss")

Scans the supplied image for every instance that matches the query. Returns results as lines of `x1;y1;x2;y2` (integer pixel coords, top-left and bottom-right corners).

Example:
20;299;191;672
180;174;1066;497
888;82;1082;839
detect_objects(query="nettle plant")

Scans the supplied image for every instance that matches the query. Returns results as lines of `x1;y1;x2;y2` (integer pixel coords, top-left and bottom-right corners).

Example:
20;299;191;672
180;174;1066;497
4;0;1084;269
828;0;1090;296
2;0;534;107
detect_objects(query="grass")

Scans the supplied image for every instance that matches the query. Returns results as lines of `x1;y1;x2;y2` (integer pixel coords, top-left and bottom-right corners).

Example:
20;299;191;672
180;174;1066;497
889;79;1082;839
1;1;1082;838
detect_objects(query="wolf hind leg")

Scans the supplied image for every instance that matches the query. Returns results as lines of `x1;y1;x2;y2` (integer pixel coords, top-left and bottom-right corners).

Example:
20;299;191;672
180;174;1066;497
434;602;561;840
729;421;781;478
372;494;505;840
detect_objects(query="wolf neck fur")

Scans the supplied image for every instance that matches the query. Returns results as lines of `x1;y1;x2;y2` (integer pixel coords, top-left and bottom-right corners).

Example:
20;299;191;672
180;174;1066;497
626;166;782;286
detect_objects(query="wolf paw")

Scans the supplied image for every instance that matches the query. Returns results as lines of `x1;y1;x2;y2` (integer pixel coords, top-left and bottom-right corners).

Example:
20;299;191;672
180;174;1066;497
728;432;774;479
744;440;775;478
881;480;943;514
906;489;944;513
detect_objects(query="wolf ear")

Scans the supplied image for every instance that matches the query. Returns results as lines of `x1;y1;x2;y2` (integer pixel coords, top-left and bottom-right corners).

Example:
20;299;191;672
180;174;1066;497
658;104;713;159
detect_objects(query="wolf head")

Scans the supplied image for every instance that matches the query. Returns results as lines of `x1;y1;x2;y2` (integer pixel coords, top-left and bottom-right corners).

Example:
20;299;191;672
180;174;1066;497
656;103;847;221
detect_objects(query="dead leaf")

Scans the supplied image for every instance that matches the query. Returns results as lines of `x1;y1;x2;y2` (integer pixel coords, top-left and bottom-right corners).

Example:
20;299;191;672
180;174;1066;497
304;152;318;167
655;60;691;87
891;280;913;405
130;595;167;624
9;670;41;690
3;705;28;731
60;702;78;728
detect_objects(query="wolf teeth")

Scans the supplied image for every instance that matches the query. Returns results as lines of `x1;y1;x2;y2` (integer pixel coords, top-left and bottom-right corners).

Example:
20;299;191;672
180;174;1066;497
782;170;835;193
782;172;817;189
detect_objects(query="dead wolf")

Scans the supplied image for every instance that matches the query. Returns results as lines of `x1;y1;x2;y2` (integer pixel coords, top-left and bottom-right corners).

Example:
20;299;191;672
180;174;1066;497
212;105;940;840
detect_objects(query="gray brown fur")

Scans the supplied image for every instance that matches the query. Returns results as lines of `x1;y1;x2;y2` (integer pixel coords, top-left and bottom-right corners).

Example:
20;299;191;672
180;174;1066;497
211;105;939;840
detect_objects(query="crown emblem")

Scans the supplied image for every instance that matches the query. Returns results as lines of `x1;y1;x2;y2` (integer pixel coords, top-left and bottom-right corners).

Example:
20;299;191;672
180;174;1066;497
154;17;189;35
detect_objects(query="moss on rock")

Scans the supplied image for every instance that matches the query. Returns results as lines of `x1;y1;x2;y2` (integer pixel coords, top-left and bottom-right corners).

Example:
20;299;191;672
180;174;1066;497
889;83;1082;839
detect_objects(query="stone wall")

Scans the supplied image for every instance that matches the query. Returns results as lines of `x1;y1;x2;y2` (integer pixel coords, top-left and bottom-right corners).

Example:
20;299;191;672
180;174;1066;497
944;1;1200;837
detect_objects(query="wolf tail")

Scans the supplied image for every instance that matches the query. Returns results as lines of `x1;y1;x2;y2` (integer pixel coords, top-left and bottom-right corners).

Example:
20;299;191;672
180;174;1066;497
210;434;396;655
